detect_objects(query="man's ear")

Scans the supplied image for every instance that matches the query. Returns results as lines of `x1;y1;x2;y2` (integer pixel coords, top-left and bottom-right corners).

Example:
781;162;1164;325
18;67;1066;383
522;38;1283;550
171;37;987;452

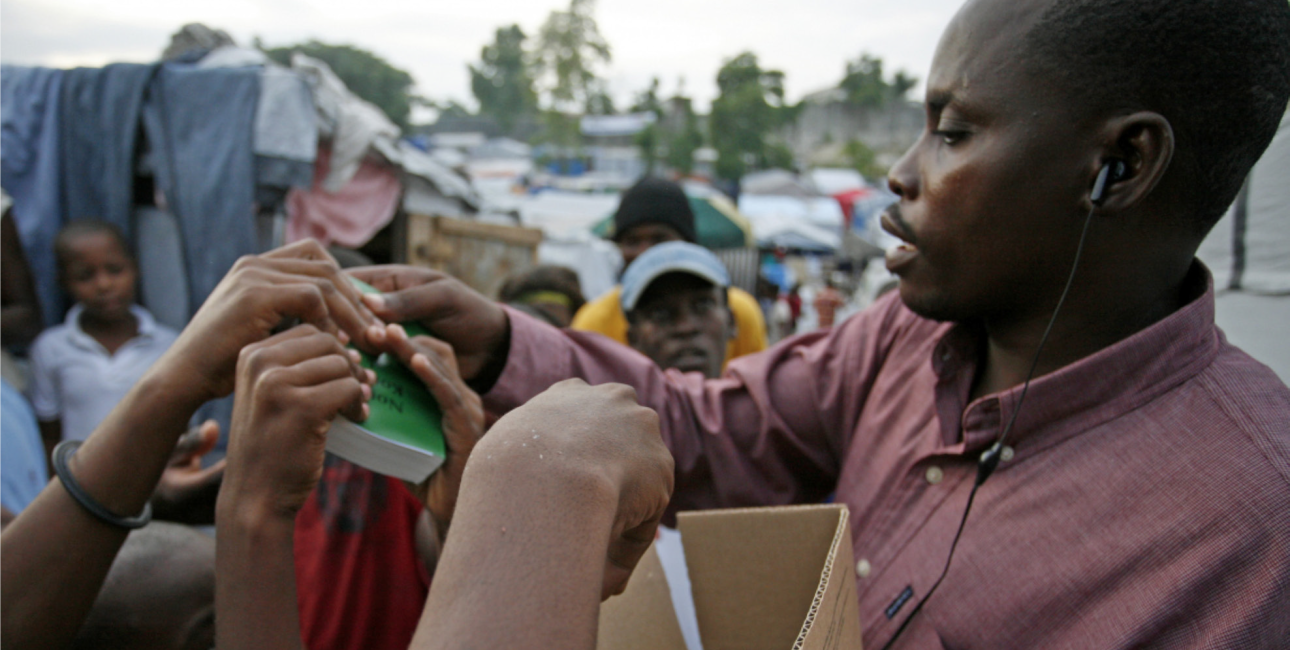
1090;111;1174;213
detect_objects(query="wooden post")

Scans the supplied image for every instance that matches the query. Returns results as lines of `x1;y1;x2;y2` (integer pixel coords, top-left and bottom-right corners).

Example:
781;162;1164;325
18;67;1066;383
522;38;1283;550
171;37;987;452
404;214;544;298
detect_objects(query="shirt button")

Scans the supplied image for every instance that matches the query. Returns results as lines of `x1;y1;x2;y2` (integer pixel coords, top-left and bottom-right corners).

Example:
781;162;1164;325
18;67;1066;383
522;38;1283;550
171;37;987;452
856;558;872;578
925;466;944;485
1000;445;1015;462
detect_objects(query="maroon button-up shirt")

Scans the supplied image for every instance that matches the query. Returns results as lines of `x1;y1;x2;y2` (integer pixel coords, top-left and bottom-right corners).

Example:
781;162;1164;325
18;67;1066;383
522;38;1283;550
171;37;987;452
485;263;1290;648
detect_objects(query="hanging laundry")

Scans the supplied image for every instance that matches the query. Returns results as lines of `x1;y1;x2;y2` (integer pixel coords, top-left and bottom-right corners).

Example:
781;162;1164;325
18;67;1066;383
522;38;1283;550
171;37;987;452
59;63;160;237
290;54;399;193
286;146;400;248
142;63;260;315
2;66;66;328
197;46;318;199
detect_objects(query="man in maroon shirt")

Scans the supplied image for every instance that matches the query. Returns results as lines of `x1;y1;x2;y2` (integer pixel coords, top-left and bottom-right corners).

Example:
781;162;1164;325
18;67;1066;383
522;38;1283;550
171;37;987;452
350;0;1290;646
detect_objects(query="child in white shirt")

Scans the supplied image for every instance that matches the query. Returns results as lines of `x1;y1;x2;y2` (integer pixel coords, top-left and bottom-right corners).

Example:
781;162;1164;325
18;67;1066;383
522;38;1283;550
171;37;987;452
29;221;178;455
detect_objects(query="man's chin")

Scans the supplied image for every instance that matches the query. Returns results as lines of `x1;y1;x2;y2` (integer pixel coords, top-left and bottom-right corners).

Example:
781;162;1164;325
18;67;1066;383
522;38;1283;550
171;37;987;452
896;283;966;323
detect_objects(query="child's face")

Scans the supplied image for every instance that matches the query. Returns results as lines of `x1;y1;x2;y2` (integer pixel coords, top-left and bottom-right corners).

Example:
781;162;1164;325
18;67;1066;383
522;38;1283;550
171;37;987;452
61;232;136;321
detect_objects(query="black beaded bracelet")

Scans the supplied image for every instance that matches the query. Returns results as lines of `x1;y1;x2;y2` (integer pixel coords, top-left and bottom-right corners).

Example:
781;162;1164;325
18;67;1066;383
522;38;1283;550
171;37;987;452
52;440;152;529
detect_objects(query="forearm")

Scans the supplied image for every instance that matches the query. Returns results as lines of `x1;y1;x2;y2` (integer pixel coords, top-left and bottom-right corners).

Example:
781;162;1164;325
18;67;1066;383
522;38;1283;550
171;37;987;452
215;501;303;650
0;362;208;650
411;459;617;650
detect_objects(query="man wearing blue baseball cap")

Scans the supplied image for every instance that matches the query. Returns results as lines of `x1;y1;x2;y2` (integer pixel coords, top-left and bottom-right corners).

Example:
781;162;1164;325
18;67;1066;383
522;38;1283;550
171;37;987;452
571;177;766;368
621;242;735;379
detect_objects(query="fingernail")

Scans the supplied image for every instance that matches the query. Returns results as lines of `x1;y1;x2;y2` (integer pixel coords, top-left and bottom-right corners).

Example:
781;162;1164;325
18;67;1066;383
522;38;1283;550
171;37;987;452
337;329;351;345
361;403;370;420
364;294;386;310
367;324;385;342
412;353;428;369
361;383;372;400
366;369;377;384
389;323;407;340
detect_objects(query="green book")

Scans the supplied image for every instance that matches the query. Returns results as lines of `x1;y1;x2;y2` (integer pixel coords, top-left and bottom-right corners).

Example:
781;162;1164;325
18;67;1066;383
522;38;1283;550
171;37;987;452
325;278;446;483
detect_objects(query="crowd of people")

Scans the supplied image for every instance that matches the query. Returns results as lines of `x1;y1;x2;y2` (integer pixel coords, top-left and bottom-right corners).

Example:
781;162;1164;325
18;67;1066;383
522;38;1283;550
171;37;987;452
3;0;1290;647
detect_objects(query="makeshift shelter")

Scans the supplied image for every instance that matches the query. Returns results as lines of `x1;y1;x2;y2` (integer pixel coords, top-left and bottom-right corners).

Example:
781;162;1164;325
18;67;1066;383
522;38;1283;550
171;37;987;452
740;169;822;198
737;194;845;252
1;37;480;332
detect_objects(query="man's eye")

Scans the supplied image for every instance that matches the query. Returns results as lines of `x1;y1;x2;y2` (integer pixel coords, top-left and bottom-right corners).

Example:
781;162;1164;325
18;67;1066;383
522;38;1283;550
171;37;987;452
932;130;967;146
645;308;671;323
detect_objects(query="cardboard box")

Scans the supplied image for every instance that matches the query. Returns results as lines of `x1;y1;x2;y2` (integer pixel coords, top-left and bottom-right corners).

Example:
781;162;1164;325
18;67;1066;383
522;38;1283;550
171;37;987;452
598;504;862;650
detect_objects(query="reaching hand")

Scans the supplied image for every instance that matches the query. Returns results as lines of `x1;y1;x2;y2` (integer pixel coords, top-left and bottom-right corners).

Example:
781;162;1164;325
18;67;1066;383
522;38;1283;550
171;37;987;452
375;323;485;537
346;266;508;382
219;325;373;522
478;379;675;600
151;420;225;525
165;240;383;403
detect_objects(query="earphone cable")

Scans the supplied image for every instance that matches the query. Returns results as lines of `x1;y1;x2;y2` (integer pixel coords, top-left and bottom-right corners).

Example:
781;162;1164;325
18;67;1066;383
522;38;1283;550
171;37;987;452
879;202;1098;650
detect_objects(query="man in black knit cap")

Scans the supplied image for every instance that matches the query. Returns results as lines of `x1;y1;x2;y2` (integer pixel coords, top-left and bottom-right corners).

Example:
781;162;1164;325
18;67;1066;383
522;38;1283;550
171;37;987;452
570;177;767;364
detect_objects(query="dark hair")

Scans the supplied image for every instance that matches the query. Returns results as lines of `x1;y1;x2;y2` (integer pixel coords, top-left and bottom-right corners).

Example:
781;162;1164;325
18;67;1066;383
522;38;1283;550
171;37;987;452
1023;0;1290;232
54;220;132;270
497;265;586;315
612;177;697;243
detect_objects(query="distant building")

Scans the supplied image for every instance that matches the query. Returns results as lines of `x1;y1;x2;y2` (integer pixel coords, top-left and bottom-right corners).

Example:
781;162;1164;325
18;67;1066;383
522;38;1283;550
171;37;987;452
780;88;922;169
580;112;656;182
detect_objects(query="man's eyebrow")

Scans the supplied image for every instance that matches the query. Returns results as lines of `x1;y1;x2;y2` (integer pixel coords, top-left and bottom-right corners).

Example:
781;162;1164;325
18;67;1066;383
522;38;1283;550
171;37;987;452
926;89;953;111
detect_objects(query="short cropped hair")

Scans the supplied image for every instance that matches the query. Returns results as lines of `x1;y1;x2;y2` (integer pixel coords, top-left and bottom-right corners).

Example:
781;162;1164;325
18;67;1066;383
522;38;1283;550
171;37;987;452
497;265;586;315
54;219;132;270
1023;0;1290;232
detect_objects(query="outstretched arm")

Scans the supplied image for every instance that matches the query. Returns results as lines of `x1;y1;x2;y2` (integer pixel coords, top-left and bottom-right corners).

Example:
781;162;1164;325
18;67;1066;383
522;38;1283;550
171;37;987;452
351;264;859;517
0;240;377;650
412;379;674;650
216;322;486;649
215;326;369;650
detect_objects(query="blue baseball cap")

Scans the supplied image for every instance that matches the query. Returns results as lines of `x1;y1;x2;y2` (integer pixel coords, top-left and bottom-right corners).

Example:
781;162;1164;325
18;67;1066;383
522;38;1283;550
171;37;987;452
620;242;731;312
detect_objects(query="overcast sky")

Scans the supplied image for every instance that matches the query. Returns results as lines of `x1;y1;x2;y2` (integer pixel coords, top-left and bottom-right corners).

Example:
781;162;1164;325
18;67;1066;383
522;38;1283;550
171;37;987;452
1;0;961;118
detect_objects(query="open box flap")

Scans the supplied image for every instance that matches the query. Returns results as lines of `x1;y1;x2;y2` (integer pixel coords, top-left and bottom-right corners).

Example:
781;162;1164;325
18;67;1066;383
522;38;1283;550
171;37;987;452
597;544;688;650
677;504;861;650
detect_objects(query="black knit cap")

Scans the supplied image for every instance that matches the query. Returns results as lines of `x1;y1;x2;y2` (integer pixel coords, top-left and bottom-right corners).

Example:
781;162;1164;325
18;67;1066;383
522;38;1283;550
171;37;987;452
612;177;697;243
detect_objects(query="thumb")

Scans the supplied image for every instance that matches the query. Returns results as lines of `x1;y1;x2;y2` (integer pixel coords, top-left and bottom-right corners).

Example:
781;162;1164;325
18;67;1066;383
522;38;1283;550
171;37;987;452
195;420;221;457
362;281;461;329
188;459;227;486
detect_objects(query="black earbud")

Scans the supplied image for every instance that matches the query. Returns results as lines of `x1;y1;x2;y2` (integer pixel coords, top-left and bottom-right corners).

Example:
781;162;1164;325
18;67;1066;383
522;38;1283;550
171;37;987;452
1090;159;1127;205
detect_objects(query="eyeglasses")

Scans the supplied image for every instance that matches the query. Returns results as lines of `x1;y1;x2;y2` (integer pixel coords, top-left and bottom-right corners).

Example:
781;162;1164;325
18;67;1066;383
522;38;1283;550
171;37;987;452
635;295;722;328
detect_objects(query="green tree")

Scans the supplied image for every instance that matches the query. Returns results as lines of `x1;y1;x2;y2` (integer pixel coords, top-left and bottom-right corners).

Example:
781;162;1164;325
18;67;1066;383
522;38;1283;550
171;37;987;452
844;139;885;180
665;110;705;175
583;79;617;115
264;40;417;130
631;78;663;174
470;25;538;136
534;0;612;112
840;53;918;107
709;52;795;181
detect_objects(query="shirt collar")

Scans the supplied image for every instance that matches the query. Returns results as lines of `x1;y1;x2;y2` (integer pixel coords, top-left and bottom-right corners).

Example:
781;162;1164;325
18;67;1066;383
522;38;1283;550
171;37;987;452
933;260;1220;455
66;303;158;353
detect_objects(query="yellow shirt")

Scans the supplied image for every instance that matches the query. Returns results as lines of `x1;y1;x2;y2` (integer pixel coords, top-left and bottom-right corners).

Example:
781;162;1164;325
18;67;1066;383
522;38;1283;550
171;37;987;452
571;285;769;366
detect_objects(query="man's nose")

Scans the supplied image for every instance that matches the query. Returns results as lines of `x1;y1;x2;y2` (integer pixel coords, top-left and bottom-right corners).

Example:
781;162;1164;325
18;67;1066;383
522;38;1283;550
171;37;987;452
887;138;920;200
667;307;703;334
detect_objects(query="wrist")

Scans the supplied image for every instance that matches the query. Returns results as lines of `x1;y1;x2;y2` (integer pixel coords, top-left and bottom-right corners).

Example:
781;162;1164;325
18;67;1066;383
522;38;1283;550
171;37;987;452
467;439;621;519
466;309;512;393
141;349;219;410
216;484;300;536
